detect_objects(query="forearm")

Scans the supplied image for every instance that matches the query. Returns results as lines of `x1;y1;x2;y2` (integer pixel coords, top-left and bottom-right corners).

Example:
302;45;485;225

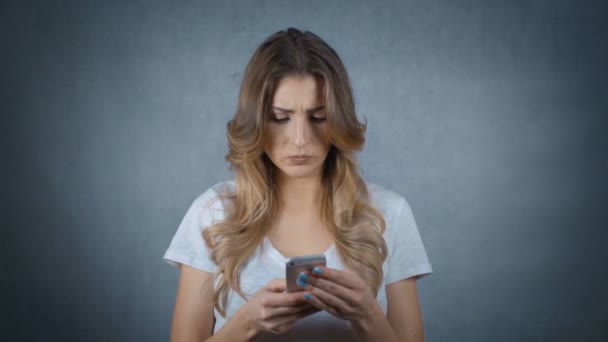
350;302;401;342
204;309;257;342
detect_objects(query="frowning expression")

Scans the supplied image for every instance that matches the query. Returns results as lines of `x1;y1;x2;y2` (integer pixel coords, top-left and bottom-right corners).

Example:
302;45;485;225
264;74;332;180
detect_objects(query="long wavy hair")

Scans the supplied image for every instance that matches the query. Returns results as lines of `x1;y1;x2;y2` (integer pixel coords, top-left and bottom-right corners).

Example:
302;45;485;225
203;28;388;317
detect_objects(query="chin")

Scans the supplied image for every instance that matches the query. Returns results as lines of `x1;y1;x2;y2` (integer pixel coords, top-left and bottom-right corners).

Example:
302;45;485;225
279;164;322;179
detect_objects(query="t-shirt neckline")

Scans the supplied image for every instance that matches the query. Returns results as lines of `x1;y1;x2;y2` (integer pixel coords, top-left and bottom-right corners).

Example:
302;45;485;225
263;236;336;264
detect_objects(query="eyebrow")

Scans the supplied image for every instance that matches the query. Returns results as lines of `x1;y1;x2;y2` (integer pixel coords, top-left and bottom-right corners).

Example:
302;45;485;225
271;105;326;114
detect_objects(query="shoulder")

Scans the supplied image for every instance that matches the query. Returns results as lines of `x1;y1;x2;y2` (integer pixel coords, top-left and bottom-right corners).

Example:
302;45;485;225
365;181;418;240
365;181;410;217
189;180;236;216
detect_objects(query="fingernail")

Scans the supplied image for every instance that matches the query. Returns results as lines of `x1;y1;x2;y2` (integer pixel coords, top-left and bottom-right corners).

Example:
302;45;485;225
298;272;310;281
296;277;309;287
312;266;323;275
304;293;314;300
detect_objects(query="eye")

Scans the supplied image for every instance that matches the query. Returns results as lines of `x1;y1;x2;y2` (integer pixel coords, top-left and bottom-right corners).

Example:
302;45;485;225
271;115;289;123
310;115;326;123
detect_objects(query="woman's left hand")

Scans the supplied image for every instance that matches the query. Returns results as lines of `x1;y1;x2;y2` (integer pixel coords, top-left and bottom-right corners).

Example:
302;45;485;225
297;266;380;321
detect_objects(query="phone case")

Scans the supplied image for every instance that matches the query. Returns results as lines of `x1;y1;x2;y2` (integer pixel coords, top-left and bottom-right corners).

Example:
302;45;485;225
285;254;327;292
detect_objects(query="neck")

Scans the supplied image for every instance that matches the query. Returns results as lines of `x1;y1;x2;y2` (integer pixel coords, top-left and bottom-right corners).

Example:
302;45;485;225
277;174;324;215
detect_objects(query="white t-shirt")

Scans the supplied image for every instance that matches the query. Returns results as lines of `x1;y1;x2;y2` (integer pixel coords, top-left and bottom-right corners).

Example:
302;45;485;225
163;180;432;341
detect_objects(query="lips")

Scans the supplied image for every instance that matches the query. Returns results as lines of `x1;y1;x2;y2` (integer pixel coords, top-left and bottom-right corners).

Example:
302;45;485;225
286;155;312;164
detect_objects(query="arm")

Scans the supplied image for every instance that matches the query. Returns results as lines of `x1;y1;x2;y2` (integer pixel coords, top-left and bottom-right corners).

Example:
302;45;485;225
351;277;425;342
171;269;317;342
170;265;255;342
302;267;426;342
386;278;425;341
170;264;215;341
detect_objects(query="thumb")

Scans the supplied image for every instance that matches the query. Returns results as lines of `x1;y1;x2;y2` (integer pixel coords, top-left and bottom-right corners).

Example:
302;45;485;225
265;278;287;292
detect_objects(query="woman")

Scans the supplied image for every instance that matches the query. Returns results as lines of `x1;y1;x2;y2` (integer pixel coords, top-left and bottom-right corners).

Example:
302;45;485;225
163;28;432;341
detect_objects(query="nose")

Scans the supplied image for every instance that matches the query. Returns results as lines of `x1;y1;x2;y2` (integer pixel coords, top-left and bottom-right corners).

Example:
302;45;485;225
290;116;310;148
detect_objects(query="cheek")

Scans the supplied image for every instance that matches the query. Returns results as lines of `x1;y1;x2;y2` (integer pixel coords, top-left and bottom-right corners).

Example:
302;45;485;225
313;125;330;146
263;127;284;154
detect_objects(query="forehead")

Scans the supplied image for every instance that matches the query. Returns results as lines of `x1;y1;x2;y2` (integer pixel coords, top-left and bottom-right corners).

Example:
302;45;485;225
272;74;325;106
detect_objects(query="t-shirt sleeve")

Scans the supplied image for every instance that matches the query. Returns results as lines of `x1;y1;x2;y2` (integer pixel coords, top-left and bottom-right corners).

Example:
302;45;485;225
385;196;433;284
162;188;222;273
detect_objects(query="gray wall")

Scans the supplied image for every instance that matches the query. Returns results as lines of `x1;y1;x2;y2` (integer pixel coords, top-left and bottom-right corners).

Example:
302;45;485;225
3;0;607;341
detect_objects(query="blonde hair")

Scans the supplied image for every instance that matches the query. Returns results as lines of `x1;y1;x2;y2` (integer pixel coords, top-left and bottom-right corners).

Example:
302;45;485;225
203;28;388;317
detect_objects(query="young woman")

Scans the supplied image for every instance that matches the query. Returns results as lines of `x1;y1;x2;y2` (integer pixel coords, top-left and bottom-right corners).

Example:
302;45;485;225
163;28;433;341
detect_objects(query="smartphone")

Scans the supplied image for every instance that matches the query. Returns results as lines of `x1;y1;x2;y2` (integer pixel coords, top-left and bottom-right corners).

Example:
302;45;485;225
285;254;327;292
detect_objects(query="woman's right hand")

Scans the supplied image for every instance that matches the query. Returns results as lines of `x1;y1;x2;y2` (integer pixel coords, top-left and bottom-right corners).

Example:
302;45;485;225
238;278;320;336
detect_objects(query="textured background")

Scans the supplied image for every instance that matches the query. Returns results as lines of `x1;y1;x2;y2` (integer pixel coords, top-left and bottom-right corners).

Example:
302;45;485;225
3;0;607;341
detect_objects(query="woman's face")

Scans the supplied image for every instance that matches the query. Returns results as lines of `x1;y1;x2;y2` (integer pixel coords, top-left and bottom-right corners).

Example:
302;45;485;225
264;74;331;181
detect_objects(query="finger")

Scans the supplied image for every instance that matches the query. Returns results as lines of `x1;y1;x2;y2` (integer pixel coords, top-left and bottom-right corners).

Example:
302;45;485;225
309;266;359;290
267;306;320;333
265;278;287;292
297;306;321;320
290;305;320;319
305;284;352;316
266;301;315;318
307;276;357;304
274;306;319;326
264;290;311;307
302;291;342;318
